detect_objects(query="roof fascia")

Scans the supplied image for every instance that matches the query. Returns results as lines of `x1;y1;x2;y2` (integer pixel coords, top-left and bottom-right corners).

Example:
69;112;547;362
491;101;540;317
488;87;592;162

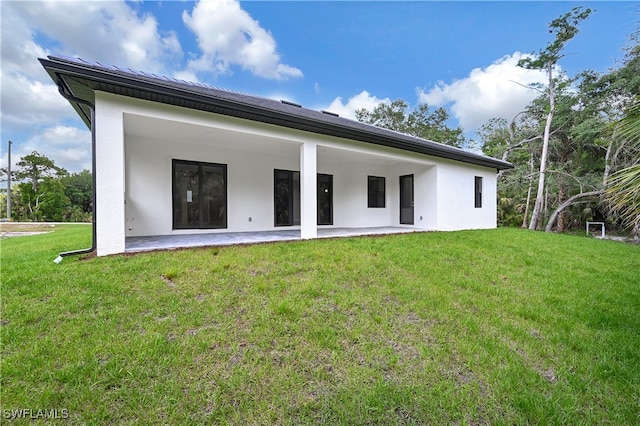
39;56;513;171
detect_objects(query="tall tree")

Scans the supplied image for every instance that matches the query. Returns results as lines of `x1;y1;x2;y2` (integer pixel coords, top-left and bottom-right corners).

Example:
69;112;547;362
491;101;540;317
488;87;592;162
12;152;70;221
355;99;466;148
481;19;638;234
518;6;592;230
605;98;640;233
61;169;93;214
543;28;640;232
15;151;67;192
16;178;68;222
479;115;540;227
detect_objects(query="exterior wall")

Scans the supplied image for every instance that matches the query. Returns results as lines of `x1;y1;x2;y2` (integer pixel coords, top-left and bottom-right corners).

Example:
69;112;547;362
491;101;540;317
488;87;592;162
95;93;126;256
436;160;497;230
319;161;395;228
388;164;438;230
95;91;500;255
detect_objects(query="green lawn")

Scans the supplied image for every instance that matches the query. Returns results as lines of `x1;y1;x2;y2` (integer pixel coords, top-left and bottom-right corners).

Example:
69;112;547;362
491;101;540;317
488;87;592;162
1;225;639;424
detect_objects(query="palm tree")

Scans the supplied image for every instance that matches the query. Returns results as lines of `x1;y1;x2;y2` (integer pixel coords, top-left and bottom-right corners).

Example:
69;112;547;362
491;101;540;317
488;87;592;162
606;98;640;232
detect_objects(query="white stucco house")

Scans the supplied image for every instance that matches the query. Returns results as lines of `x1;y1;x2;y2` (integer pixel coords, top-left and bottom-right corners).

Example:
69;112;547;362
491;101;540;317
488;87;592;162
40;55;511;257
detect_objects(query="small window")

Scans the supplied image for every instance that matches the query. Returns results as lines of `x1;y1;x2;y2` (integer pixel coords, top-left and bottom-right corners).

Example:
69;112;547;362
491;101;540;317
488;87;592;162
368;176;385;208
474;176;483;208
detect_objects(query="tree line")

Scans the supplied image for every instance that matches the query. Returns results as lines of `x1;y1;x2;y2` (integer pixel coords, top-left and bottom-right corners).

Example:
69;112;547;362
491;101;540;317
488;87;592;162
1;152;92;222
357;7;639;236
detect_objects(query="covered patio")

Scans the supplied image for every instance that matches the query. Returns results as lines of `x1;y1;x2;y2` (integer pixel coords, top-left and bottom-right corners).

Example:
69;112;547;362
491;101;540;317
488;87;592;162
39;55;510;257
125;226;419;253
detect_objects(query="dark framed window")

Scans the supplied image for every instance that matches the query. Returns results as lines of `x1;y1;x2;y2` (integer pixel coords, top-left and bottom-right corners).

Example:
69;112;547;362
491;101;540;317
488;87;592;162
474;176;483;208
368;176;385;208
172;159;227;229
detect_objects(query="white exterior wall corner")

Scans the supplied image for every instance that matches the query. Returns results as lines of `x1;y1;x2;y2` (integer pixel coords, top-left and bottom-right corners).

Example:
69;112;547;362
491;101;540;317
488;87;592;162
95;92;126;255
435;160;497;230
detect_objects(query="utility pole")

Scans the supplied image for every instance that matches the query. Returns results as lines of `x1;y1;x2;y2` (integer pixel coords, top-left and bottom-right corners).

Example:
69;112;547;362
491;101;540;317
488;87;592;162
7;140;11;220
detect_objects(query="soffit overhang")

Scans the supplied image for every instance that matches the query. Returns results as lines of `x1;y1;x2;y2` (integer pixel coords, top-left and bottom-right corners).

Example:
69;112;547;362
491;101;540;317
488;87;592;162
39;55;513;171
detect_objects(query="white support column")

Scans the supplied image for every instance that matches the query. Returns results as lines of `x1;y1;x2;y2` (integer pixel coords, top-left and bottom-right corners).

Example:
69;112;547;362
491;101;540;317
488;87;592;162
300;142;317;239
95;93;126;255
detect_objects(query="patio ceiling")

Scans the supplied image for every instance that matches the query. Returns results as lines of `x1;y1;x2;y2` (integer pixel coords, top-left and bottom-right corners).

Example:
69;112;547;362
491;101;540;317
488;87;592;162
124;113;428;167
124;113;298;158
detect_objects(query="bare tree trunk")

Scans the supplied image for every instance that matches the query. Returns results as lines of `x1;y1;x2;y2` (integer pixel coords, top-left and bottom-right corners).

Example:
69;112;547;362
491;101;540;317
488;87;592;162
522;186;533;228
602;126;618;185
543;185;549;230
545;190;604;232
522;154;534;228
557;187;566;232
529;62;555;230
28;193;46;221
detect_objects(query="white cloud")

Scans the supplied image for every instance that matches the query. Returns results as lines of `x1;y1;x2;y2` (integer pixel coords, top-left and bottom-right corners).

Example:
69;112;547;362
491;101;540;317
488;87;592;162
182;0;302;80
418;52;549;131
1;125;91;173
4;1;182;75
172;70;200;84
325;91;390;120
0;71;75;133
0;0;183;172
22;126;92;172
266;92;298;104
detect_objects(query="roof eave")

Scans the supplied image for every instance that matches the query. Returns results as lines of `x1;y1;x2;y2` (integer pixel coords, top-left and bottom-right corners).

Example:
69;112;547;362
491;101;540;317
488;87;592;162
39;56;513;171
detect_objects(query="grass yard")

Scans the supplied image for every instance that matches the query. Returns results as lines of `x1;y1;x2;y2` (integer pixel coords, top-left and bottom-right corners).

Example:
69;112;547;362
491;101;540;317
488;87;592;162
1;225;639;424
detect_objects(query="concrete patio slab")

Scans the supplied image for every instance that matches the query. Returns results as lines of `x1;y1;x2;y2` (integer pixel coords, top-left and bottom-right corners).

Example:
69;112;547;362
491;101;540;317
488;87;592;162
125;227;418;253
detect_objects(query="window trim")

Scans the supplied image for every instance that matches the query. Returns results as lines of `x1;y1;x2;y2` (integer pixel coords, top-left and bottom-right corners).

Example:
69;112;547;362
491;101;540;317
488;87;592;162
474;176;483;208
367;175;386;208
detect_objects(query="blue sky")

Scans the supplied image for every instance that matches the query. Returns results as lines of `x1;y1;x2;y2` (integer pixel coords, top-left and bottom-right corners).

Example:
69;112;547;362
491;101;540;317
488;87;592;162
1;1;637;173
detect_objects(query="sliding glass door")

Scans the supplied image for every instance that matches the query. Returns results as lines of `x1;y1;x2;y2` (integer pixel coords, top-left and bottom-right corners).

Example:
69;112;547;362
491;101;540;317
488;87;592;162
173;160;227;229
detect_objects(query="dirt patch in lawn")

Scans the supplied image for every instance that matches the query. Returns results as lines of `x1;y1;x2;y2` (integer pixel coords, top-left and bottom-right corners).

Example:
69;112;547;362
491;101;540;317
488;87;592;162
0;223;56;238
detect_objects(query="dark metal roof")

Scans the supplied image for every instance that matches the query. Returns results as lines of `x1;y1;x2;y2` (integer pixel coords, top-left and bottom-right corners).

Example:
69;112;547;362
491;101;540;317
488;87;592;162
39;55;512;170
